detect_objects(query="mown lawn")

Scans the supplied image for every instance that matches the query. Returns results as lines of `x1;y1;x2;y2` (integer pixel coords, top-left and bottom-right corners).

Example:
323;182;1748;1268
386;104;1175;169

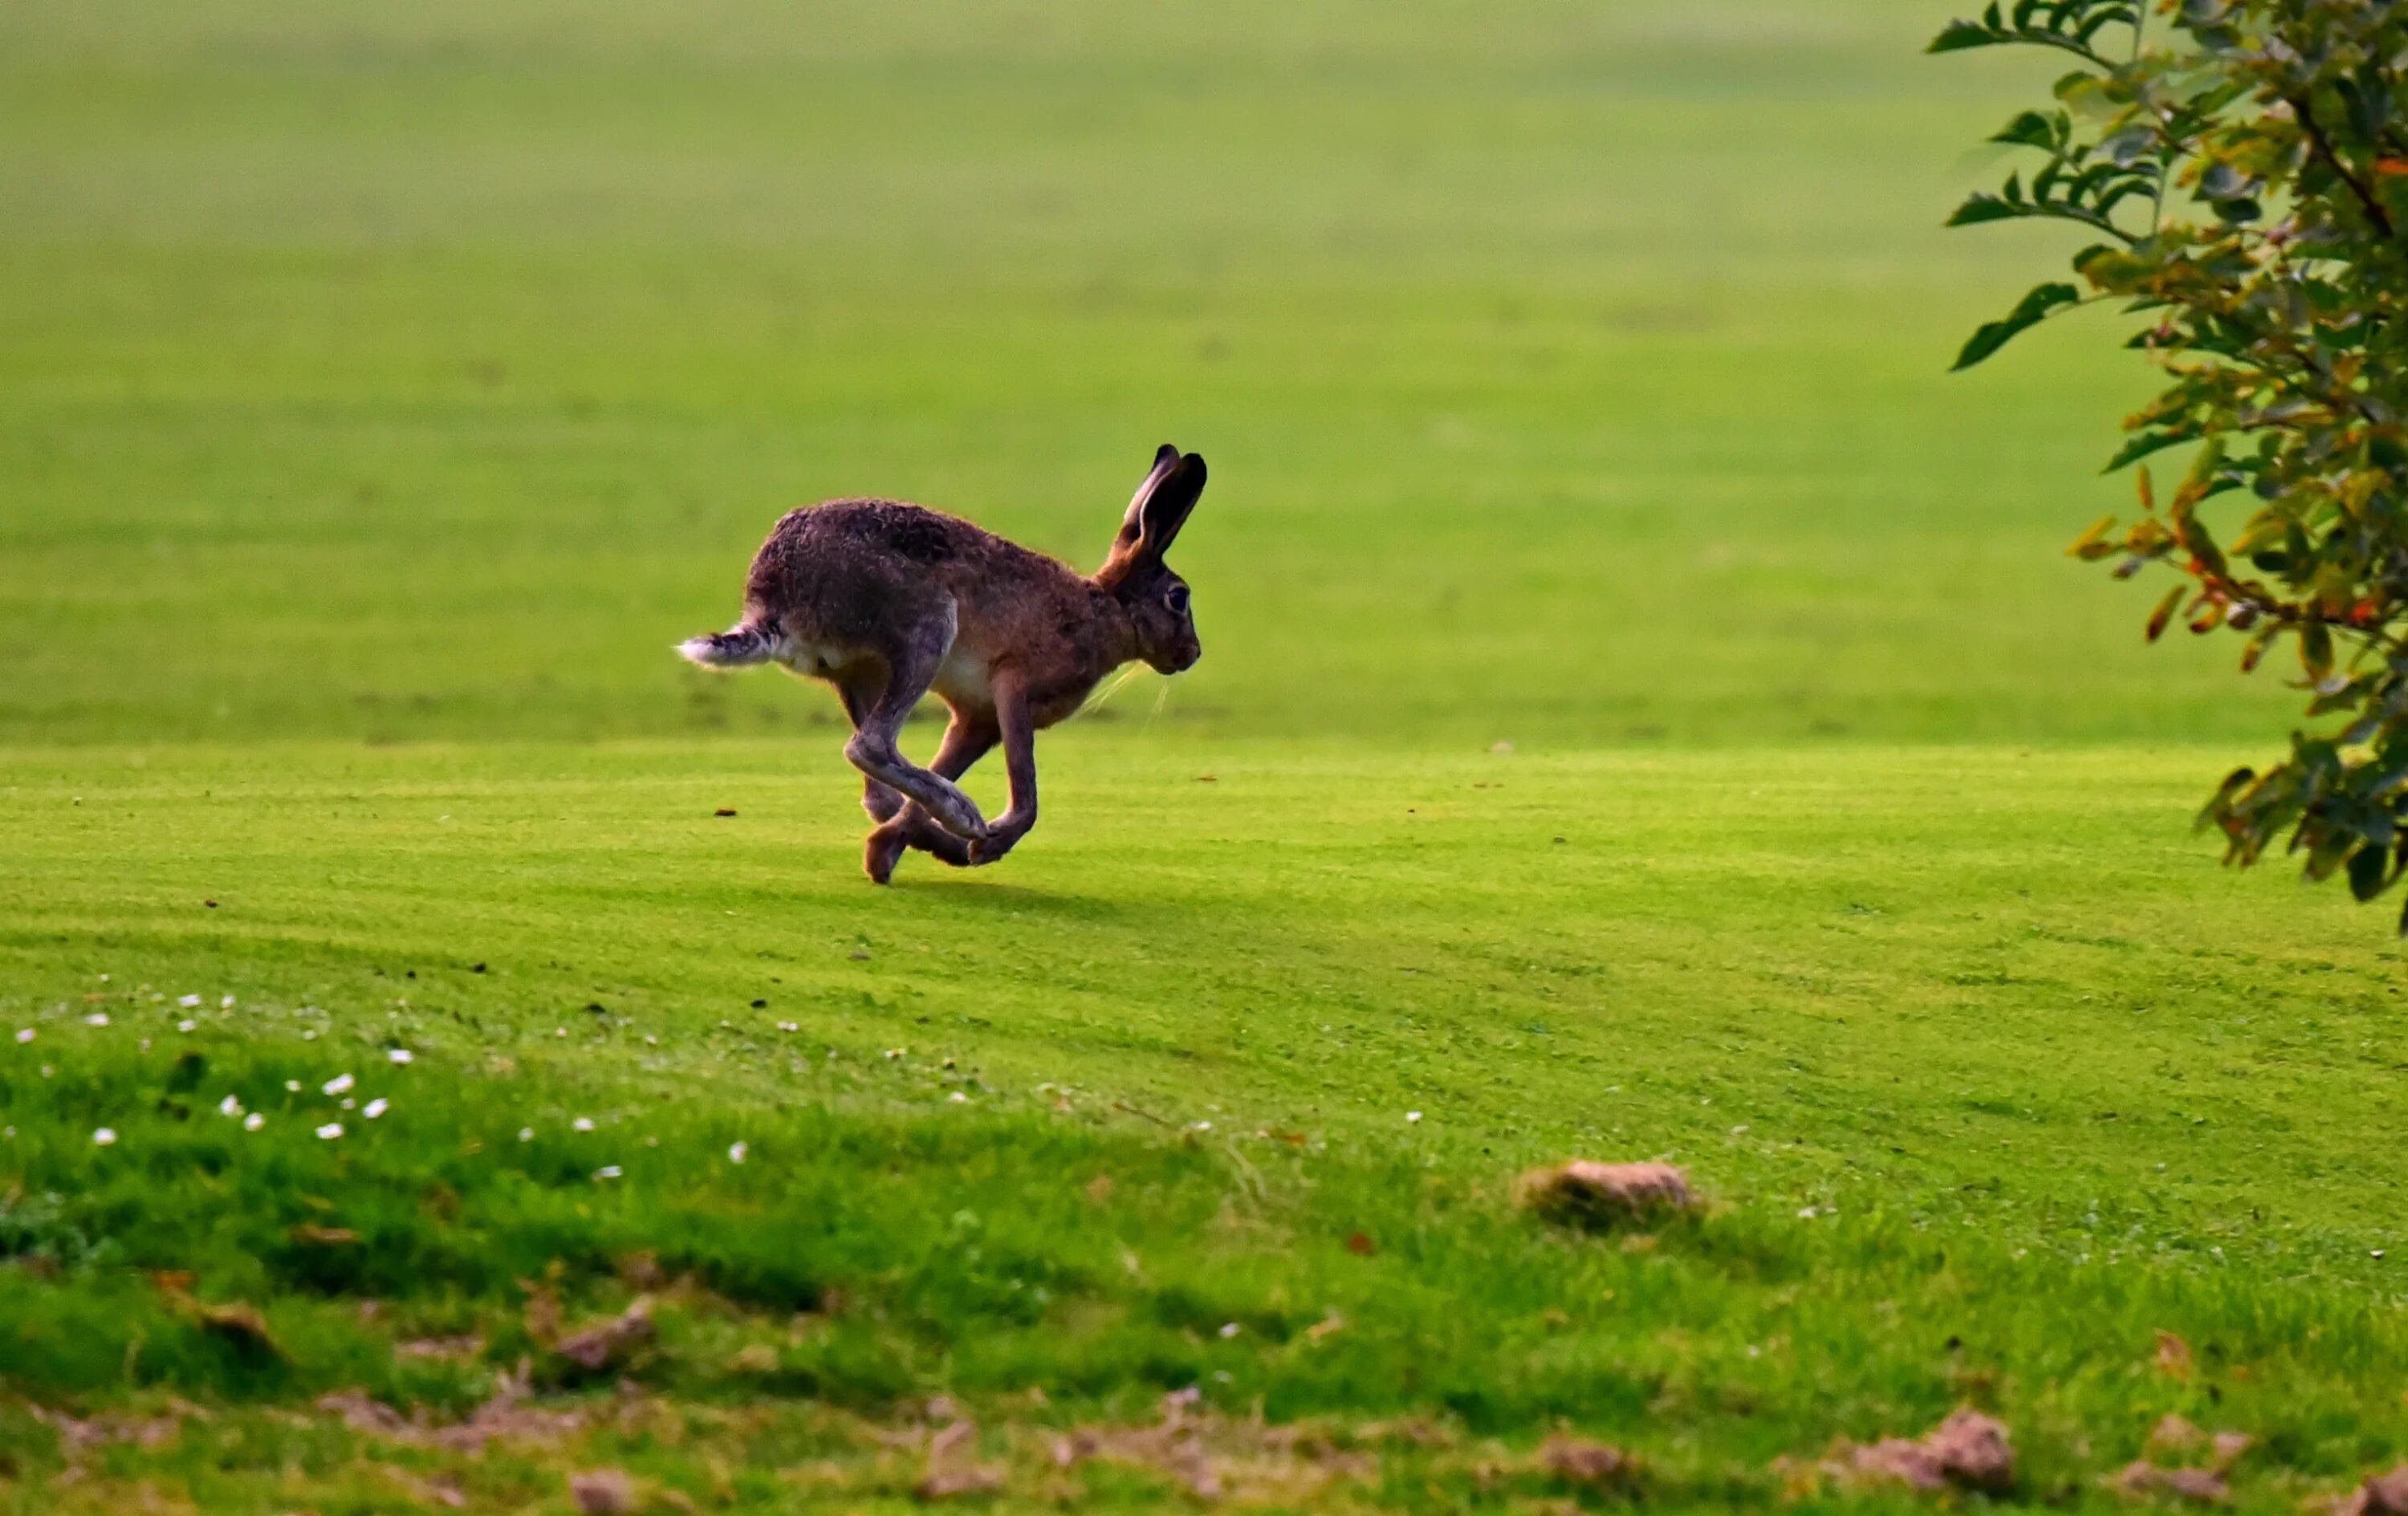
2;741;2404;1510
5;0;2406;1510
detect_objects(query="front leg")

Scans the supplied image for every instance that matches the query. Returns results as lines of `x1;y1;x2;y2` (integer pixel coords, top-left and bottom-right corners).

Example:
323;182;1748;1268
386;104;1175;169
969;672;1038;865
864;712;995;883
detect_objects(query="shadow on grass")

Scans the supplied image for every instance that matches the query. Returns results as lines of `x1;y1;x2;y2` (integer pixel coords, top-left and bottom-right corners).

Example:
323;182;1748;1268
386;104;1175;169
897;878;1137;922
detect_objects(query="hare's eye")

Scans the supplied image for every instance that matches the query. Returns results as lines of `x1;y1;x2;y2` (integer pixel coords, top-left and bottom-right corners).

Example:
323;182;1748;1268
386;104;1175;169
1166;584;1190;614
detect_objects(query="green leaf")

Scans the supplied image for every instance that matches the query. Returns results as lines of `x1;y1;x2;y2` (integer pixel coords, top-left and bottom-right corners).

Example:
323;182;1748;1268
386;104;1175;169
1991;110;2059;148
1946;193;2028;227
2302;620;2336;681
2349;843;2389;901
1928;18;2005;51
2103;428;2198;472
1951;282;2081;371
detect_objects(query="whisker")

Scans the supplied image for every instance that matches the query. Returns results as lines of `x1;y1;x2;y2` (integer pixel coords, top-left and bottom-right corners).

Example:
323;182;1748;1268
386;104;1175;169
1072;664;1141;722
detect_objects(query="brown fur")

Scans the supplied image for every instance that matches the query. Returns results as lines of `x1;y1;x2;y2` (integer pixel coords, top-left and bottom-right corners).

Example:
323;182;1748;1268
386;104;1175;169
681;445;1207;881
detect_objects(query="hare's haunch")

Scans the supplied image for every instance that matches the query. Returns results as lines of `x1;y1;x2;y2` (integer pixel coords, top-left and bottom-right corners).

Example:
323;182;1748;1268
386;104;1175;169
680;445;1207;883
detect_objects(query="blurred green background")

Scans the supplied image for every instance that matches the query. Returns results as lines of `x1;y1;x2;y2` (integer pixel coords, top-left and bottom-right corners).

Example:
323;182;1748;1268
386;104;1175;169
0;0;2288;747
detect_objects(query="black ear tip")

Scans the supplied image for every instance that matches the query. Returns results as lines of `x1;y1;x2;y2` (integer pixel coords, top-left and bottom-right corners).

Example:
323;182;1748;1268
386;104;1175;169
1184;453;1206;484
1153;443;1178;467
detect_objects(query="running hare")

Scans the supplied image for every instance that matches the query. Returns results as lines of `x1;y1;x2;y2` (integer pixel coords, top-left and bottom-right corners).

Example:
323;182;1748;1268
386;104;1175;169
679;445;1207;883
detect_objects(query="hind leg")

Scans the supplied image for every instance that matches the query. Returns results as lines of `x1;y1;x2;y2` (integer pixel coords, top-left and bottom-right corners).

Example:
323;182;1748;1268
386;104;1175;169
864;710;995;883
836;675;905;824
841;609;987;848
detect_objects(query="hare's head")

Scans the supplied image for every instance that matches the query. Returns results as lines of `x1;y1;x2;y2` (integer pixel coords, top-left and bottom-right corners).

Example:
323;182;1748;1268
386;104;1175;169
1099;445;1207;674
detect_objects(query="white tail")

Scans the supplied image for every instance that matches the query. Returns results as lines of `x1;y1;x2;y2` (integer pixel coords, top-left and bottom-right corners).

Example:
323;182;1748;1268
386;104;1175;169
677;624;782;669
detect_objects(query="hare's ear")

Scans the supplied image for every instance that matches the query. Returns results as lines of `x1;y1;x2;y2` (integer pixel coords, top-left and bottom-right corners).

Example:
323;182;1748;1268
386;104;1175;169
1114;445;1206;563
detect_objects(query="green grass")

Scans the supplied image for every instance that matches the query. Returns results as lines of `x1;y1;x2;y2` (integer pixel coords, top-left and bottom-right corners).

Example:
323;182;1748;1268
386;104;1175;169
5;1;2406;1510
4;742;2405;1509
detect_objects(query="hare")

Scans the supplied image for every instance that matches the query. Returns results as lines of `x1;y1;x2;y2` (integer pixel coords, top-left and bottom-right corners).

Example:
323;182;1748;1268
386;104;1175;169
679;445;1207;883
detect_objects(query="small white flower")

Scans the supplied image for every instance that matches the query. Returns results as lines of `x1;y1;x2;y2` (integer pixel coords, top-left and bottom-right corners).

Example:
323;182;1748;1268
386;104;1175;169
316;1122;344;1140
1405;1111;1422;1124
518;1127;535;1141
1193;1120;1212;1132
323;1073;353;1095
177;994;201;1009
778;1021;798;1033
302;1030;317;1040
177;1019;197;1032
728;1141;748;1164
1797;1206;1818;1220
594;1164;621;1181
243;1112;265;1132
285;1079;301;1091
220;994;235;1009
387;1049;413;1065
1218;1322;1241;1338
218;1094;243;1117
555;1027;567;1038
92;1127;117;1146
14;1028;31;1044
85;1012;108;1026
2;1127;13;1139
644;1034;657;1046
949;1091;968;1103
340;1097;356;1110
363;1098;388;1119
572;1116;595;1132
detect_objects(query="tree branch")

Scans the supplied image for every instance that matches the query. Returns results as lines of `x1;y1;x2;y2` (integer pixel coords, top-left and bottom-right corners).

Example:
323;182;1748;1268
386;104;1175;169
2288;91;2398;241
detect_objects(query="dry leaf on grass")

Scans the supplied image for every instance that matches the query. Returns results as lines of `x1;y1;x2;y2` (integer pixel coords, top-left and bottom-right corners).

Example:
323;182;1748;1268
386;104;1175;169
289;1225;358;1246
2338;1467;2408;1516
556;1297;655;1374
729;1343;779;1374
318;1367;584;1455
1844;1408;2014;1494
1515;1161;1698;1231
1540;1435;1634;1489
2148;1415;2203;1454
917;1465;1007;1500
1046;1390;1372;1503
28;1406;183;1452
2154;1331;2194;1381
398;1335;485;1363
521;1280;563;1345
191;1299;281;1359
382;1465;467;1510
570;1468;636;1514
918;1418;1006;1501
2113;1460;2227;1504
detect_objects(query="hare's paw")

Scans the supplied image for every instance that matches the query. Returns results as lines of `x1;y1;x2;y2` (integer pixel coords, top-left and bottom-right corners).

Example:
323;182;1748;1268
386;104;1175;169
922;785;989;843
864;822;910;884
970;817;1033;866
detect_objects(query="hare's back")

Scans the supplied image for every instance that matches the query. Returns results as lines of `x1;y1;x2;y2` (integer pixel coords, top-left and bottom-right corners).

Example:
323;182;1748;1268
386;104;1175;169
742;498;1068;648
